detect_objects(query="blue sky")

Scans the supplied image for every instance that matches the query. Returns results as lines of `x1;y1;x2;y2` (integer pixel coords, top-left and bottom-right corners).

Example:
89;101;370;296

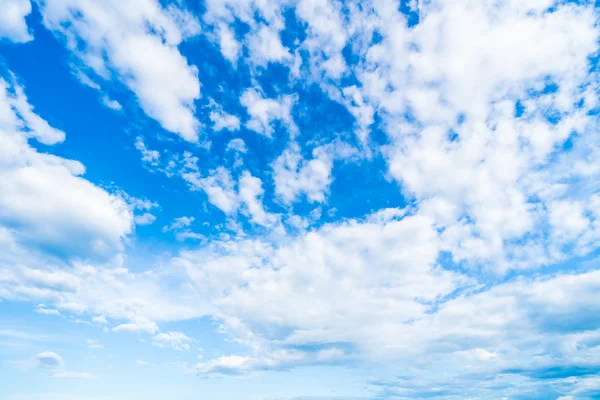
1;0;600;399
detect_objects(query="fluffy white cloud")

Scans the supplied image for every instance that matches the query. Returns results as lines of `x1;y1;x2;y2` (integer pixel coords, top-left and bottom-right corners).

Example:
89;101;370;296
0;75;133;261
134;213;156;226
326;0;600;271
209;105;241;132
240;88;297;137
272;142;334;204
239;171;280;227
216;23;241;65
0;0;33;43
3;2;600;397
182;167;279;228
38;0;202;141
247;24;292;67
174;209;464;368
135;136;160;167
226;138;247;153
184;167;239;214
101;96;122;111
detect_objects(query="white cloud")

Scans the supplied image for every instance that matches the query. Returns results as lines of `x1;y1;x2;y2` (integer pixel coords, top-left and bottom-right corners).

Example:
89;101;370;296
35;305;61;316
184;167;239;214
91;315;108;324
247;24;292;67
209;106;241;132
216;23;241;65
239;171;280;227
240;88;297;138
3;2;600;396
182;167;279;227
176;210;464;371
0;75;133;261
34;351;63;369
296;0;348;80
194;350;308;375
162;216;194;232
0;0;33;43
113;318;159;335
134;213;156;226
101;96;122;111
328;0;600;271
226;138;247;153
38;0;202;141
272;143;334;204
152;331;193;351
135;136;160;166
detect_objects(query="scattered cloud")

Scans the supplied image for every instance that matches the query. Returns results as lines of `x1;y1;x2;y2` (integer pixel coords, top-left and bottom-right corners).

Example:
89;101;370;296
152;331;193;352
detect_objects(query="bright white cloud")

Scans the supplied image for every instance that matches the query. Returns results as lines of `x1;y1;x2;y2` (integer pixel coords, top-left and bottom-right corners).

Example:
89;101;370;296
183;167;279;228
209;105;241;132
216;23;241;65
3;1;600;397
38;0;202;141
135;136;160;167
239;171;280;227
272;142;334;204
240;88;297;138
247;24;292;66
0;76;133;261
134;213;156;226
101;96;122;111
0;0;33;43
226;138;247;153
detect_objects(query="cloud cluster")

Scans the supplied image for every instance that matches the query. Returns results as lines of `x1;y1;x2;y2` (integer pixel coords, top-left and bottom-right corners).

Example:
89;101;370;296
2;0;600;398
0;75;132;261
38;0;202;141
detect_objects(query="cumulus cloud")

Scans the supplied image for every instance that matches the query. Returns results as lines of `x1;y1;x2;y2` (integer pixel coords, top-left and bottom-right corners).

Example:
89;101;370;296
4;0;600;398
182;167;279;228
0;0;33;43
247;24;292;67
210;108;241;132
38;0;202;141
226;138;247;153
134;213;156;226
272;142;338;204
240;88;297;138
0;75;133;261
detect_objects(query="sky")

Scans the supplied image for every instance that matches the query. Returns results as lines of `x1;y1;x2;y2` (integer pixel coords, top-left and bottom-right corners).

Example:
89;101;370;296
0;0;600;399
